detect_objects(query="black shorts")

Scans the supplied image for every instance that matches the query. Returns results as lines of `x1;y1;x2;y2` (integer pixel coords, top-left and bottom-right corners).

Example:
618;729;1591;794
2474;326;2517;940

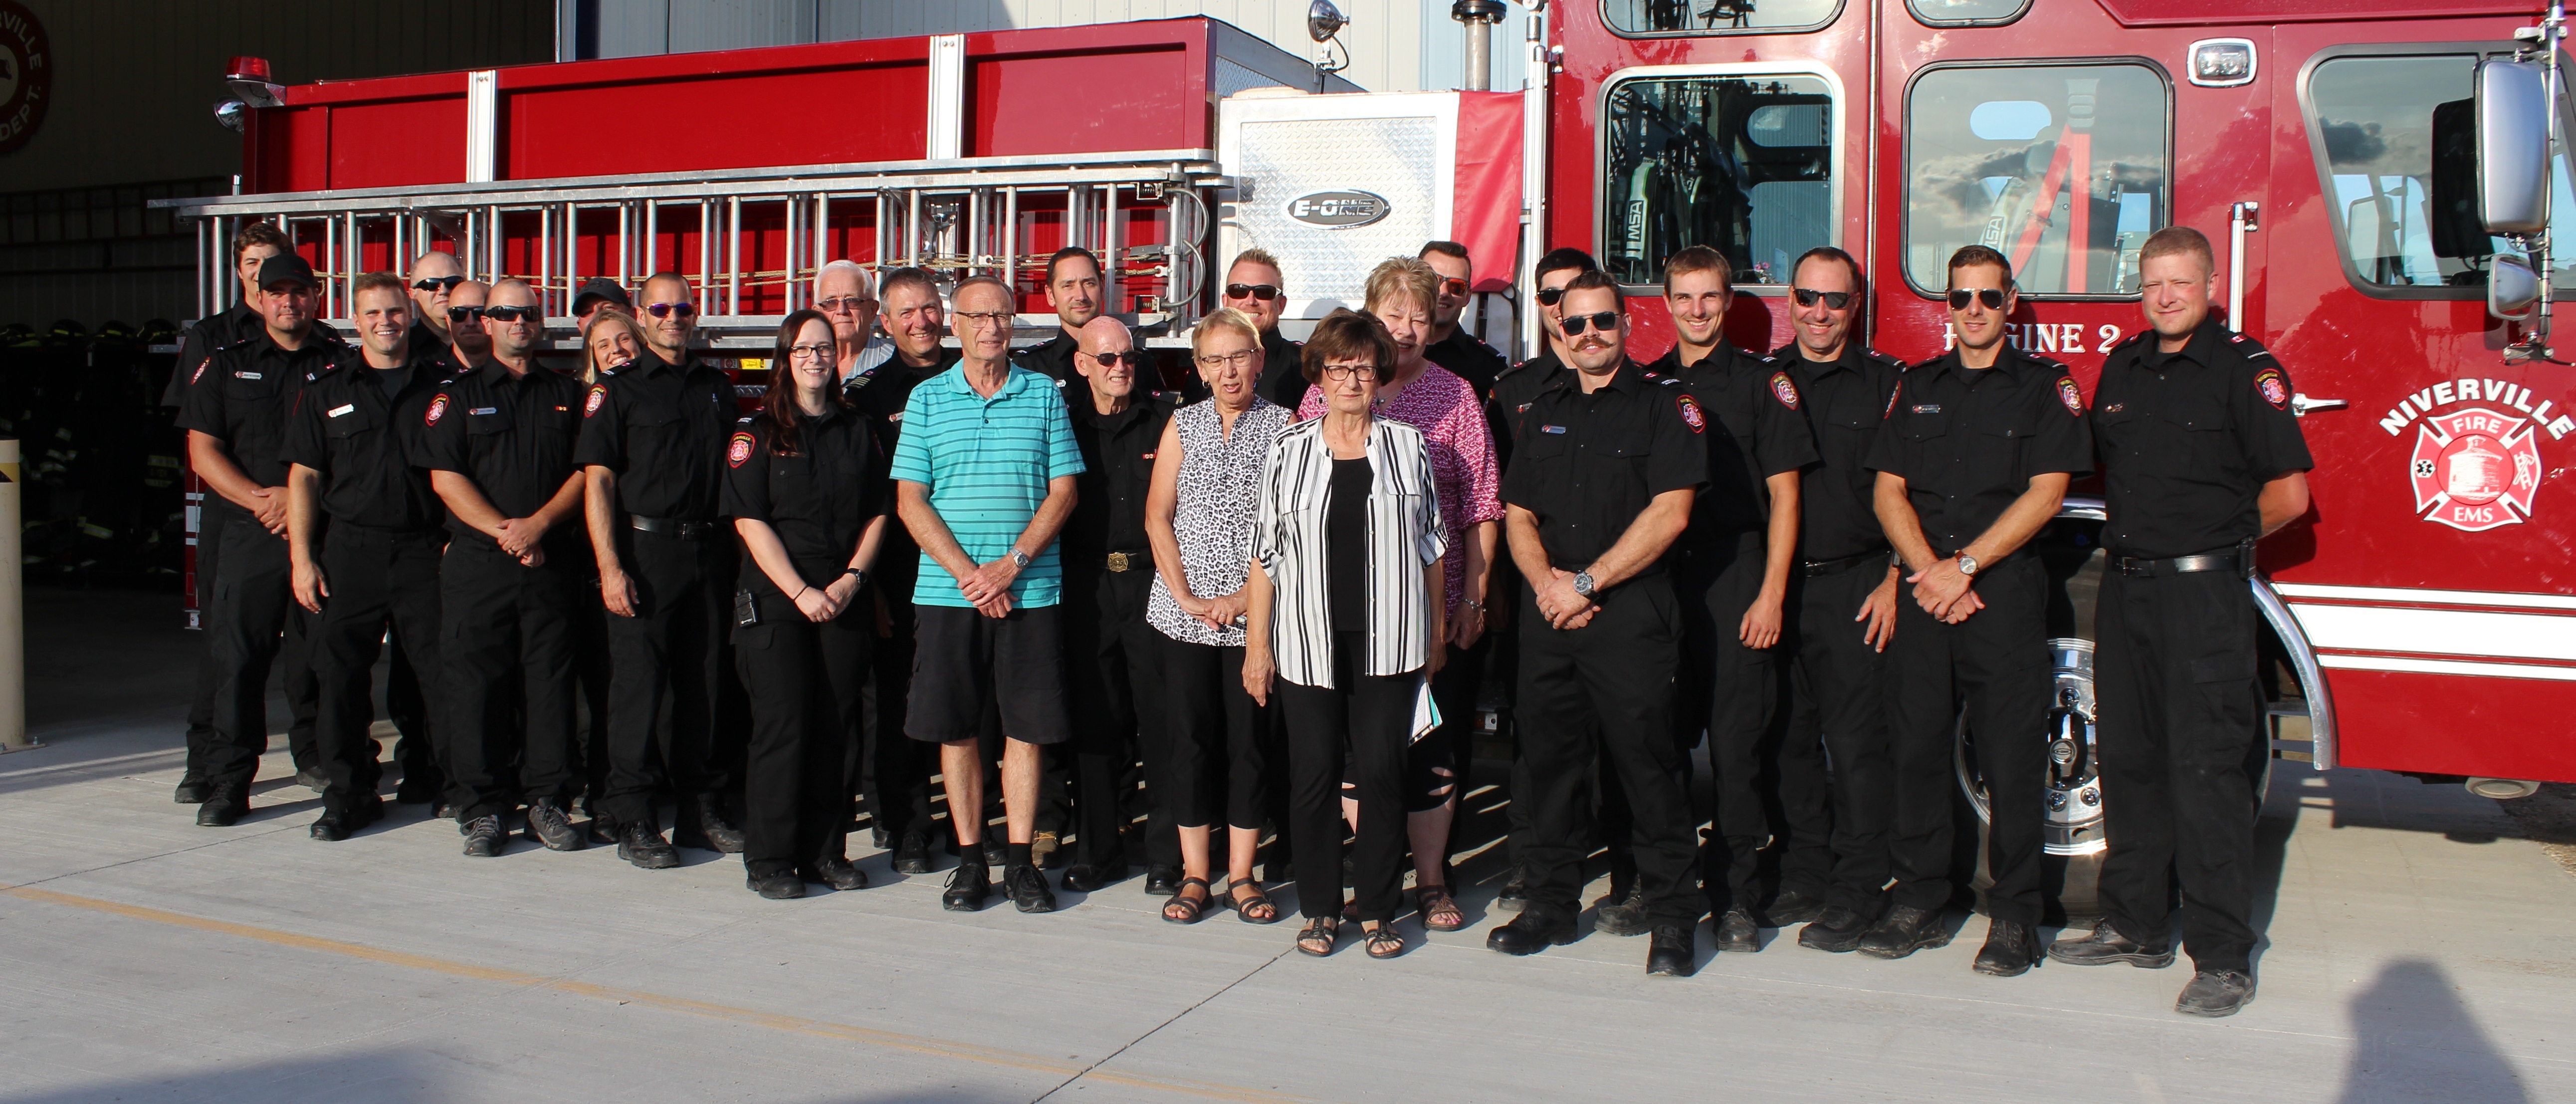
906;603;1073;746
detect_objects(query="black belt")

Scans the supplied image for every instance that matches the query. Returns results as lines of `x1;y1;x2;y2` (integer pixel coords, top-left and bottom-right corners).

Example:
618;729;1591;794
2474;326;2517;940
2112;549;2243;578
631;514;718;540
1800;549;1890;577
1102;549;1149;573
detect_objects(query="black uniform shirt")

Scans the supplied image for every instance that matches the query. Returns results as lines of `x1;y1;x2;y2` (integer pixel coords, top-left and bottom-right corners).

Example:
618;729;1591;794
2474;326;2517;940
417;362;588;542
1864;345;2095;555
163;302;263;410
1253;328;1308;409
846;346;963;455
176;325;345;492
1779;340;1907;561
279;348;446;531
1486;345;1568;465
1064;386;1177;557
1499;359;1708;572
721;404;890;599
572;351;735;522
1013;330;1081;388
1425;326;1508;398
2092;319;2313;559
1647;342;1817;546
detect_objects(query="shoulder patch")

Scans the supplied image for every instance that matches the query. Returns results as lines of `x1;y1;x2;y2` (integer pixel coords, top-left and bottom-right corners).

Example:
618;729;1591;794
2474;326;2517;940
424;394;449;426
584;384;607;416
1769;371;1800;410
1675;392;1707;433
2056;375;2085;417
728;431;756;468
2253;366;2292;410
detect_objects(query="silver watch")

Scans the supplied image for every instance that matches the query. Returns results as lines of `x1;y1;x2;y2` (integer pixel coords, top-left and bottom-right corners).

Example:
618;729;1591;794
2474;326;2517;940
1956;553;1980;577
1572;571;1597;598
1009;548;1033;570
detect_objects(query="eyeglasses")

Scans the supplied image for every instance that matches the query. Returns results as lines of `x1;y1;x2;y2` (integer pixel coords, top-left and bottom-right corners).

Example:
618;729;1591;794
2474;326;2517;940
1086;351;1145;367
1195;349;1258;369
788;343;835;362
446;306;483;323
412;275;464;293
480;305;538;323
1321;363;1380;382
954;311;1013;329
1224;283;1281;301
1438;277;1470;296
1946;288;2009;311
1792;288;1853;309
1558;311;1622;335
814;295;874;312
645;302;697;319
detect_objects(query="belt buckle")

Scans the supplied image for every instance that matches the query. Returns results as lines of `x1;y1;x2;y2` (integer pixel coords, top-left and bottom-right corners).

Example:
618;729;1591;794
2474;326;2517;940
1106;551;1131;572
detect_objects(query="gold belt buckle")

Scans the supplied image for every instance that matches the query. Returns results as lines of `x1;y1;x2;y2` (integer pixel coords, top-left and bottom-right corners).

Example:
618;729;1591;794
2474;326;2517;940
1106;551;1131;572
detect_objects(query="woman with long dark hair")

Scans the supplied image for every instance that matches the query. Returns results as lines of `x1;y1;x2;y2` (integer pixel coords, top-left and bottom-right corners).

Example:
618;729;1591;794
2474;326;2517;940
724;309;892;898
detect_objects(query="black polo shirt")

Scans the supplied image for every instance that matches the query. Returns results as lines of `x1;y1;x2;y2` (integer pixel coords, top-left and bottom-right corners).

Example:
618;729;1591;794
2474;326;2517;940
572;351;735;523
176;324;345;493
1425;326;1508;398
1499;359;1708;573
163;302;263;410
1864;345;2094;556
1065;385;1176;559
1647;342;1817;547
417;362;588;542
847;345;963;455
1780;340;1907;561
1253;328;1308;410
279;349;445;531
2092;320;2313;559
721;405;890;601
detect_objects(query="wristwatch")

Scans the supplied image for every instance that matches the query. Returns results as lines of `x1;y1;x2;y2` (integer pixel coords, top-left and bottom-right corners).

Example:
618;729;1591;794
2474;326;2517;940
844;567;867;590
1956;553;1980;577
1009;547;1033;570
1572;571;1597;598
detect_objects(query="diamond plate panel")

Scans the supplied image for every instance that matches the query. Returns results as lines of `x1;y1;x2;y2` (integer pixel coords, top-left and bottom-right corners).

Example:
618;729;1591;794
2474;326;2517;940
1233;116;1440;315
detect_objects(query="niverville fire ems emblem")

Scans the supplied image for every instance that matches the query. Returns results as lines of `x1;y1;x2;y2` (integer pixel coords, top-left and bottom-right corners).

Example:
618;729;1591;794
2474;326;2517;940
2409;406;2542;532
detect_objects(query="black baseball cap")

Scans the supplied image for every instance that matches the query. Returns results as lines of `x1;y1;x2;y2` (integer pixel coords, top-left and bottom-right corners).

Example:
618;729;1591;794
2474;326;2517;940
257;253;318;289
573;278;632;315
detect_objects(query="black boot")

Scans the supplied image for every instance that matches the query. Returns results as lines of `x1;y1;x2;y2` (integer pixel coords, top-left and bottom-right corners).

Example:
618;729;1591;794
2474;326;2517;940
674;793;746;854
196;784;248;827
1487;905;1580;956
1713;907;1761;953
807;854;868;891
2175;969;2257;1017
1972;919;2040;977
1646;924;1697;977
618;821;680;869
1797;905;1874;953
1855;904;1950;960
2046;918;2175;968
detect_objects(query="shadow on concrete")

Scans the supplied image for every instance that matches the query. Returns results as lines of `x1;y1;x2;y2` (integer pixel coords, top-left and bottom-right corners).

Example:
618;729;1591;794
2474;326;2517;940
2337;958;2533;1104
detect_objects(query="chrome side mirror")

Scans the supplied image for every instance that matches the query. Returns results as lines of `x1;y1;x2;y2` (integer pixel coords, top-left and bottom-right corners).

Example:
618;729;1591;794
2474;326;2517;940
2490;252;2542;319
2477;57;2551;235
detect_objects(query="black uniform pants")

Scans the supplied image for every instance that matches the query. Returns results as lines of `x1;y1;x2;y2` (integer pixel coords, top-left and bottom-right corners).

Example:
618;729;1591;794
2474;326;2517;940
1886;556;2051;924
859;560;935;842
736;597;872;878
1777;562;1897;912
311;524;444;813
1279;633;1416;923
599;528;728;827
2095;568;2267;972
1671;533;1783;909
571;572;615;805
181;507;227;780
1517;575;1699;925
199;511;320;792
1064;567;1177;869
1157;636;1270;831
439;539;580;822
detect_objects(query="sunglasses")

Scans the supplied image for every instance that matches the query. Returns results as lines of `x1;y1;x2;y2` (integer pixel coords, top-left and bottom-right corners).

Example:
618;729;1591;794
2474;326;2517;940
1535;286;1571;307
1558;311;1622;335
1087;351;1146;368
1224;283;1281;301
412;275;465;293
480;305;538;322
1947;288;2009;311
446;305;484;323
645;301;697;319
1792;288;1853;309
1438;277;1470;296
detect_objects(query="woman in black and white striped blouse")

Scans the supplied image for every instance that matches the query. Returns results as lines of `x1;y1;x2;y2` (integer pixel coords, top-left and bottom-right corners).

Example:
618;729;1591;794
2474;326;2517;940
1242;310;1448;960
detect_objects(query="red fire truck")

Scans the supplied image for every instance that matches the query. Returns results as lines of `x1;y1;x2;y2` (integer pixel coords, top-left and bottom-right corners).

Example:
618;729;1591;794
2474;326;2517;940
165;0;2576;916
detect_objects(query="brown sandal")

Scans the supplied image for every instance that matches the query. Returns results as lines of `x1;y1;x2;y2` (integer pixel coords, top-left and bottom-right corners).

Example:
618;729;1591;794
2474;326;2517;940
1364;924;1406;959
1417;884;1465;932
1163;877;1212;924
1228;878;1282;924
1295;916;1339;956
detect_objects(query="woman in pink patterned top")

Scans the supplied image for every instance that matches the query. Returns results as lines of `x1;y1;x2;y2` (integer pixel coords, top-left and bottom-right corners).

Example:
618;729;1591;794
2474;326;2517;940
1294;257;1501;933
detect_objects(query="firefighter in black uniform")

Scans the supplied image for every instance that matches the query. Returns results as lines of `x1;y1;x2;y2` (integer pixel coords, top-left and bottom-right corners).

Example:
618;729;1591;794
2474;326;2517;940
281;272;448;840
1487;270;1707;977
2046;227;2312;1019
725;309;893;898
1767;247;1907;952
1055;315;1182;891
1419;240;1508;396
176;253;342;827
420;279;592;858
845;267;962;873
1220;250;1307;409
1862;246;2094;975
165;222;293;806
1646;246;1816;951
581;271;745;860
1013;246;1106;388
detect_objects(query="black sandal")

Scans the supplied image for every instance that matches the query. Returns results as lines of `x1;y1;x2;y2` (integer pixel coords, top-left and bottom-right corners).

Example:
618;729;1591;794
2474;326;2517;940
1364;924;1406;959
1163;877;1212;924
1228;878;1282;925
1417;885;1465;932
1295;916;1339;956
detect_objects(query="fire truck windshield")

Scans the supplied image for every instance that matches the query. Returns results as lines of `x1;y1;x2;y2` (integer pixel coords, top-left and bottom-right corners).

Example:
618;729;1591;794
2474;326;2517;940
1602;73;1835;287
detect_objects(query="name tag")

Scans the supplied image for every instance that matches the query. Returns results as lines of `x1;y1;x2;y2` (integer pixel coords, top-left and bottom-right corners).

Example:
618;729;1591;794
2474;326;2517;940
1540;424;1567;434
1911;404;1941;415
470;407;499;415
326;404;355;418
233;371;262;380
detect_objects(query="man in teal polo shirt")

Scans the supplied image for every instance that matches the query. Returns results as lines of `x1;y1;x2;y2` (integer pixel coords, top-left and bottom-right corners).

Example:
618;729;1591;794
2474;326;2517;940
892;275;1085;914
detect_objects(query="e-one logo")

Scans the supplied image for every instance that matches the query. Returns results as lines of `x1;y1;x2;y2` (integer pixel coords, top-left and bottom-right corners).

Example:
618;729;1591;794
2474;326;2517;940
1286;191;1390;229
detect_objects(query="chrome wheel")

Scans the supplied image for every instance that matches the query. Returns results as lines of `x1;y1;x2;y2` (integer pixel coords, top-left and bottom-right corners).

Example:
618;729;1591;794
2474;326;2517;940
1955;638;2107;857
